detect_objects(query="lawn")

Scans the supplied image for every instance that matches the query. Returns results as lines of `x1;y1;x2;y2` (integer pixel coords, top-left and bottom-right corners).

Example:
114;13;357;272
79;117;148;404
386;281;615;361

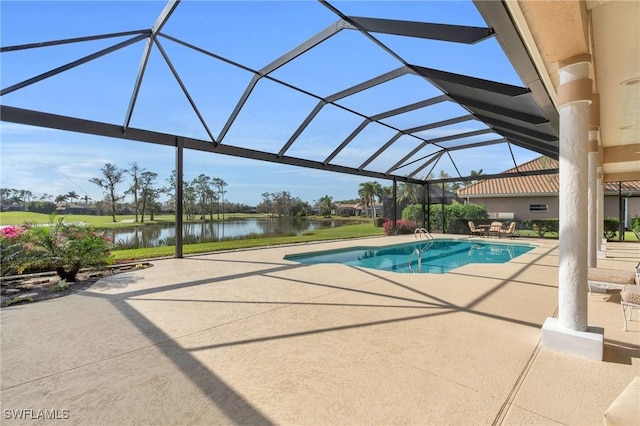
0;212;177;228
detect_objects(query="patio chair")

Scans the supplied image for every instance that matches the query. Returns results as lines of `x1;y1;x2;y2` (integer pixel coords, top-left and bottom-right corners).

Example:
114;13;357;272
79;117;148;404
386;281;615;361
604;376;640;425
488;221;503;238
468;221;485;237
499;221;517;238
621;284;640;331
587;264;640;295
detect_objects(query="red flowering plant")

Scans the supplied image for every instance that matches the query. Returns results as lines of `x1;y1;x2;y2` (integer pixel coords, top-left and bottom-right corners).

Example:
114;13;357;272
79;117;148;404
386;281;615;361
0;225;28;276
1;218;113;281
382;219;418;235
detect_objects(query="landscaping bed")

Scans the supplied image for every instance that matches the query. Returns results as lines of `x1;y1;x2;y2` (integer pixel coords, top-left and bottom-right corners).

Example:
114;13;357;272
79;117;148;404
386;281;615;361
0;262;151;307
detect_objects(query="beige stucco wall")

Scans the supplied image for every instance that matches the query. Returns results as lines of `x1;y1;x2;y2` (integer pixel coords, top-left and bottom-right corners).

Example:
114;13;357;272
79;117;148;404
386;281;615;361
604;196;640;225
464;195;639;225
463;196;559;220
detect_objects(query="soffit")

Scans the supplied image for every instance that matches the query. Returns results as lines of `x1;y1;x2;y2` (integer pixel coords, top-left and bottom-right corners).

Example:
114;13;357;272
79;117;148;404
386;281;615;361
589;1;640;179
508;0;639;183
515;0;590;90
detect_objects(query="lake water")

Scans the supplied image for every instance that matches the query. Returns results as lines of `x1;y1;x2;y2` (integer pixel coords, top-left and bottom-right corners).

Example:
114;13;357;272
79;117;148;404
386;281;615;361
108;218;361;249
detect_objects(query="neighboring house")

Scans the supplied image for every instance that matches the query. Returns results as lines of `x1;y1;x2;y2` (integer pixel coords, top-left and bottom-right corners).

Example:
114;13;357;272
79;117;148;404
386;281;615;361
55;203;96;215
457;156;640;227
334;203;359;216
0;203;26;212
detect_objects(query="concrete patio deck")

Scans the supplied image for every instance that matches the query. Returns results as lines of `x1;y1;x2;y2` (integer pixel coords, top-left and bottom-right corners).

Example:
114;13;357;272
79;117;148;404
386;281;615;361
1;235;638;425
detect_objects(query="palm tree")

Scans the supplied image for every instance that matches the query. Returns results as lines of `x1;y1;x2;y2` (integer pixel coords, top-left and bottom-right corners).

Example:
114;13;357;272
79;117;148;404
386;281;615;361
358;182;372;219
396;182;423;205
66;191;79;204
317;195;334;217
358;181;383;224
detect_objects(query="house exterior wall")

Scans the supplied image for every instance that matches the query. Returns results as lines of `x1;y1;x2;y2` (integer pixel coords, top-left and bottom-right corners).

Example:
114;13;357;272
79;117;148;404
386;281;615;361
463;196;559;220
604;196;640;225
464;195;639;225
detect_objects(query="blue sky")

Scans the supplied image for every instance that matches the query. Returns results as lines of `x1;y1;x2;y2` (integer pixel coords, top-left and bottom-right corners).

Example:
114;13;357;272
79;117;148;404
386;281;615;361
0;1;540;206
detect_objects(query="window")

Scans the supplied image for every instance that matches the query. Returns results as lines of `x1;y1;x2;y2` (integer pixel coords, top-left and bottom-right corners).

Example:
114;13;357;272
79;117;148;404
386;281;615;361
529;204;548;212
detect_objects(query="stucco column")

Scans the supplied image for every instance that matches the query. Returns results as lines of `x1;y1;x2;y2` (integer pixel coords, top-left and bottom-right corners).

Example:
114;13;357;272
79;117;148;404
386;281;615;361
587;131;598;267
597;167;605;256
557;56;592;332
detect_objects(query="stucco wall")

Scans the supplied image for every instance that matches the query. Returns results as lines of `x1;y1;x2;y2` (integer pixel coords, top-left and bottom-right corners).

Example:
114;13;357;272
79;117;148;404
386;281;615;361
464;195;639;224
463;196;559;220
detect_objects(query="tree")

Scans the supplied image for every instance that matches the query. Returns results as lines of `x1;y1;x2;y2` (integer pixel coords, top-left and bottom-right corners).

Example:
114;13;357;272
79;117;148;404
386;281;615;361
273;191;292;217
19;190;34;203
212;177;228;219
164;170;200;220
257;192;274;216
126;162;143;222
183;182;197;220
89;163;125;222
290;198;311;217
139;171;158;222
66;191;79;204
192;174;213;220
466;169;484;186
317;195;334;217
358;181;383;224
55;194;68;204
396;182;423;205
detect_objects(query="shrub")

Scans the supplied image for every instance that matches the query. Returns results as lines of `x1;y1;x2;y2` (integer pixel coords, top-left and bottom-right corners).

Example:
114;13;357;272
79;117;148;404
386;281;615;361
402;202;488;234
2;218;113;281
603;218;619;241
523;219;559;237
0;225;28;276
383;219;417;235
631;217;640;234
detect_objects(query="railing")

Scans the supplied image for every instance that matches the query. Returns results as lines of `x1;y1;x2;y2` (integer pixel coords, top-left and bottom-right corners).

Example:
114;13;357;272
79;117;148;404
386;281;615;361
408;234;434;273
408;248;422;273
414;228;434;240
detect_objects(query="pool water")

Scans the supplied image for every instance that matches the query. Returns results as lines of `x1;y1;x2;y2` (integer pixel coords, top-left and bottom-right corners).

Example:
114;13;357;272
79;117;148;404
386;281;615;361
285;239;535;274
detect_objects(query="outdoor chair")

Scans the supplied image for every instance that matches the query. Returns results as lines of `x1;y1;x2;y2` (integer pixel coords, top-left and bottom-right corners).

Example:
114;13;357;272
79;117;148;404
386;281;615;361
499;221;517;238
621;285;640;331
603;376;639;425
468;221;485;237
587;265;640;295
488;221;503;238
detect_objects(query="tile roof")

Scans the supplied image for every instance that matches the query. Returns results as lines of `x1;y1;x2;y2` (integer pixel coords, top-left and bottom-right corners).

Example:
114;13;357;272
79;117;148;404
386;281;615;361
457;156;640;196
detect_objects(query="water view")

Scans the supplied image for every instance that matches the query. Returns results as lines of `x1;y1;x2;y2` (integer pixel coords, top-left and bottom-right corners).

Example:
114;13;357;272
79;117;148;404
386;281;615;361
108;218;362;249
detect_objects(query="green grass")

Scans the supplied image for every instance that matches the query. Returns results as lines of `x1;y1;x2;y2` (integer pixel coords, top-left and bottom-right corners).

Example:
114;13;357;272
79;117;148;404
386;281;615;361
0;212;177;228
111;223;383;261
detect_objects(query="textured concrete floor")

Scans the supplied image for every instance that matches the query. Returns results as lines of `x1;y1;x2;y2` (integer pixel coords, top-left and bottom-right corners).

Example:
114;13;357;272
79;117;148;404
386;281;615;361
1;235;638;425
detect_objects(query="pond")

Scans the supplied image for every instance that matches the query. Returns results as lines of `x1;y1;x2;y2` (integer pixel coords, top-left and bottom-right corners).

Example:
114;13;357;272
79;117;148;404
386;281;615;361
107;218;362;249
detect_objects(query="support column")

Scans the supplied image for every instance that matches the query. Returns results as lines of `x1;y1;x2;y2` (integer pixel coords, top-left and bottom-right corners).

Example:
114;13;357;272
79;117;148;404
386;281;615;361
392;179;397;234
597;167;606;258
175;137;184;259
421;185;426;229
426;183;431;233
541;55;603;361
587;131;598;268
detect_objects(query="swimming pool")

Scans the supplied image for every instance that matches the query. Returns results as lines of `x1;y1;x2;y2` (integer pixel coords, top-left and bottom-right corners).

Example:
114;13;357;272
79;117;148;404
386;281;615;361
285;239;535;274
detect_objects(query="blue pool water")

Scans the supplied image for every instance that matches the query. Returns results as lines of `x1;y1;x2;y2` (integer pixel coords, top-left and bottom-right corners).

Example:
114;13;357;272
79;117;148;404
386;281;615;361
285;239;535;274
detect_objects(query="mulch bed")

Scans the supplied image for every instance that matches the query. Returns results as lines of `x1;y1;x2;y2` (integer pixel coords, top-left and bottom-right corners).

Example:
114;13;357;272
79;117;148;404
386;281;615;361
0;263;151;307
